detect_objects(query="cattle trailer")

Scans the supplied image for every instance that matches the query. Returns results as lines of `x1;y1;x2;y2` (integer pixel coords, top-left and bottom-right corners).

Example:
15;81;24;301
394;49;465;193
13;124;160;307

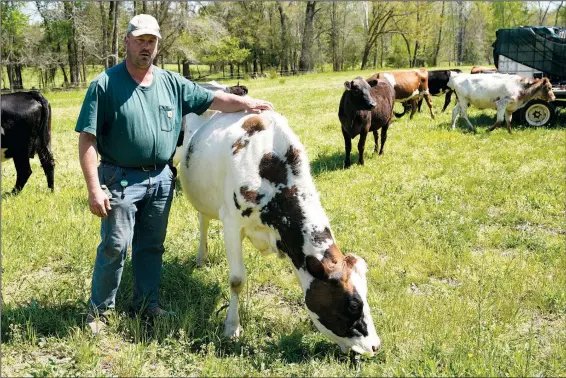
493;26;566;127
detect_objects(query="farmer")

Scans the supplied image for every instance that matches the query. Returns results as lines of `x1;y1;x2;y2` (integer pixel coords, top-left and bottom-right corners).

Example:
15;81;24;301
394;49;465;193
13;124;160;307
76;14;273;334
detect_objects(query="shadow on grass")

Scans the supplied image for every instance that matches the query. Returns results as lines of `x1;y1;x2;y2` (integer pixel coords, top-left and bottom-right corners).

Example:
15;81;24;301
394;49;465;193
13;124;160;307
1;256;223;345
310;150;345;176
114;256;223;344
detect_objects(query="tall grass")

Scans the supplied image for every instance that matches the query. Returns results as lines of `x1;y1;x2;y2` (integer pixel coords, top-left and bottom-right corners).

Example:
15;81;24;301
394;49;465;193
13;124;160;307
2;69;565;376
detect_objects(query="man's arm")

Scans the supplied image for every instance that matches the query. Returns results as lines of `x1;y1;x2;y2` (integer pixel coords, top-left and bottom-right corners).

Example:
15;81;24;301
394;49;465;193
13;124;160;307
208;91;274;114
78;132;111;217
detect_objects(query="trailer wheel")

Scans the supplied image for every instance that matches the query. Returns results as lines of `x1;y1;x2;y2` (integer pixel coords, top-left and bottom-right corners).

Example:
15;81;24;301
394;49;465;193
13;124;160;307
522;100;557;127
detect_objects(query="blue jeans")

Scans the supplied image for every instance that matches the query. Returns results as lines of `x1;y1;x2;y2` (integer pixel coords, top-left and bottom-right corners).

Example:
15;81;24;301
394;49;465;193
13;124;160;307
89;162;175;316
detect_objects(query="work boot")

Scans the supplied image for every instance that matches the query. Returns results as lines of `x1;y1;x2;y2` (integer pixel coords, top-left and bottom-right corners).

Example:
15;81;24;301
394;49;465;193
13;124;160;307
86;313;108;336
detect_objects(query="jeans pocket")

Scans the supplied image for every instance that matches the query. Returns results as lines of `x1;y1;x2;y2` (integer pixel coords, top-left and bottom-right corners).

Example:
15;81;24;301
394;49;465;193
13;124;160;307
160;105;174;132
102;164;121;187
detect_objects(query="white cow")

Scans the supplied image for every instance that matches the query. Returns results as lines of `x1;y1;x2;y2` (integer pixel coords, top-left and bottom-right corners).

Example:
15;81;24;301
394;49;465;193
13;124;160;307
447;73;555;132
178;110;381;356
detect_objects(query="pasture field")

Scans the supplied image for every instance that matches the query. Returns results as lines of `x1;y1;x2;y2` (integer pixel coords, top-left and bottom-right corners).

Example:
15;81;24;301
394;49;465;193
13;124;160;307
2;69;565;377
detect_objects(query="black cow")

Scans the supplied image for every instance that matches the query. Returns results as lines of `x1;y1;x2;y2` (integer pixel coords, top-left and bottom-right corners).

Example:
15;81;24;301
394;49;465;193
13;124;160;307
405;69;463;115
1;91;55;194
339;77;395;168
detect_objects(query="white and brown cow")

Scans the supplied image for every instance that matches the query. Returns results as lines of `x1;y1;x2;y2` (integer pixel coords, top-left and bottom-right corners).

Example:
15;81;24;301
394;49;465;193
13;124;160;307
367;69;435;120
448;73;556;133
179;110;380;355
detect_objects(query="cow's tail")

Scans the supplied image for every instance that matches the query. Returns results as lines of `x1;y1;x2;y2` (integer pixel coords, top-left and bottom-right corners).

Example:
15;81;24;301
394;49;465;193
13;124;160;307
28;91;52;159
394;104;407;118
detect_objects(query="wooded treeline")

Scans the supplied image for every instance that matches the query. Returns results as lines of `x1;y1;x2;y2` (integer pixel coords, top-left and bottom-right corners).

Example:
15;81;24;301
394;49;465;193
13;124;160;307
2;1;565;90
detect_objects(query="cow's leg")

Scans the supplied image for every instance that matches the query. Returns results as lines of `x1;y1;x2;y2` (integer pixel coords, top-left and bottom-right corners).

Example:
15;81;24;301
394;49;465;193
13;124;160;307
357;131;368;165
409;100;417;120
222;217;245;338
378;125;388;155
424;92;435;120
458;100;475;132
505;111;513;133
488;100;507;132
38;145;55;191
442;91;453;112
417;97;423;112
342;127;352;168
373;130;379;153
12;154;32;194
451;102;460;130
195;212;211;267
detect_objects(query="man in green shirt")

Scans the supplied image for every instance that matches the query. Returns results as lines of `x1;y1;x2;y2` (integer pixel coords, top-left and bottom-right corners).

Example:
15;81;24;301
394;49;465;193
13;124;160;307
76;14;273;334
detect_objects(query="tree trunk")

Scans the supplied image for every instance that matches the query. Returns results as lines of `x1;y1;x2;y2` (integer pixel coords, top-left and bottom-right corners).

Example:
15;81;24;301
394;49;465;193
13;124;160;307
81;43;87;83
277;2;289;72
142;1;147;13
64;1;80;85
433;1;445;67
100;2;109;69
15;64;23;89
456;0;465;66
555;2;564;26
411;6;420;67
299;1;317;72
361;44;372;69
109;1;120;67
331;1;340;71
182;60;190;79
380;35;385;68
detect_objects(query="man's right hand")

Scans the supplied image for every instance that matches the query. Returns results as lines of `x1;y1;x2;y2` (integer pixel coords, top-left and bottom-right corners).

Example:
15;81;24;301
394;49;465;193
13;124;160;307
89;187;112;217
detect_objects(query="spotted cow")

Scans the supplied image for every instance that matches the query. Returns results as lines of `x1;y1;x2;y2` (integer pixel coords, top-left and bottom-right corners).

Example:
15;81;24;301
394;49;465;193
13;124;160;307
179;110;381;355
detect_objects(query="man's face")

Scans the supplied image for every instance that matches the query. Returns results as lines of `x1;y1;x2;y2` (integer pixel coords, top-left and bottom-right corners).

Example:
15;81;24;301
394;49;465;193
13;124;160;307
125;34;158;68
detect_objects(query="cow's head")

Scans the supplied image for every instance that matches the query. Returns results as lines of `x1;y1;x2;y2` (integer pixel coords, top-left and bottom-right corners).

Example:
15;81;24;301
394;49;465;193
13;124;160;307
344;77;377;110
537;78;556;102
301;245;380;356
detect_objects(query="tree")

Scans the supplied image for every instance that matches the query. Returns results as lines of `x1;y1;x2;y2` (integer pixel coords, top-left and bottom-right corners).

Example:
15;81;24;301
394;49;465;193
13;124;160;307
360;2;399;69
1;2;28;90
299;1;318;72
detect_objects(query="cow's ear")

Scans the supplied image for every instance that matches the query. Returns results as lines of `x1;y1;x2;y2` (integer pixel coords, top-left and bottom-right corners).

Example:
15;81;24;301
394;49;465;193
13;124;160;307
344;81;352;90
367;79;378;87
306;255;329;281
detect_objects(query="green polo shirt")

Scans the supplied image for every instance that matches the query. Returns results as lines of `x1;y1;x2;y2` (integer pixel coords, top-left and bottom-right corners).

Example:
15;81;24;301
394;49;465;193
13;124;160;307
75;61;215;167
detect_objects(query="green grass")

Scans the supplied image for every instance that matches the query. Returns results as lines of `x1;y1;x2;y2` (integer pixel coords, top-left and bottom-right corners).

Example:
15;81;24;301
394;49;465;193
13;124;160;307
2;69;565;376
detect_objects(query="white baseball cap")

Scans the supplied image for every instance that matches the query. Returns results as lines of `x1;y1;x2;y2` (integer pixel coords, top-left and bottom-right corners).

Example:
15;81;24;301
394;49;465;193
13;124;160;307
127;14;161;39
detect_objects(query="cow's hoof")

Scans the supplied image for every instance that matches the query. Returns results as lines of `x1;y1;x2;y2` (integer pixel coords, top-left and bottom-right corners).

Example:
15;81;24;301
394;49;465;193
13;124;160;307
195;252;207;267
344;162;351;169
224;324;241;339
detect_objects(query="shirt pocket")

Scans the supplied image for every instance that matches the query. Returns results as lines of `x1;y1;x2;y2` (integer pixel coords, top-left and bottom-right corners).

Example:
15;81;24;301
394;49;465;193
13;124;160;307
159;105;174;132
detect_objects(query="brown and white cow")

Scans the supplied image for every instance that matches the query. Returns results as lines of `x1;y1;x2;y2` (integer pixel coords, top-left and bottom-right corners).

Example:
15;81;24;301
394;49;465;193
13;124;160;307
367;69;435;120
179;110;380;355
339;77;395;168
471;66;497;74
447;73;556;132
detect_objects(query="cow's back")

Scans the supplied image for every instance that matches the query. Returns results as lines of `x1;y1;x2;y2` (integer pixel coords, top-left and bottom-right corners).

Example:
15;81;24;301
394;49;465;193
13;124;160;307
450;73;523;108
1;92;45;152
180;111;313;221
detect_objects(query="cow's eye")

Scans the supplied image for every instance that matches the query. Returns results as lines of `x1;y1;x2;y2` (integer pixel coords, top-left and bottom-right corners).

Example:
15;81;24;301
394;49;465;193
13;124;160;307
347;298;362;315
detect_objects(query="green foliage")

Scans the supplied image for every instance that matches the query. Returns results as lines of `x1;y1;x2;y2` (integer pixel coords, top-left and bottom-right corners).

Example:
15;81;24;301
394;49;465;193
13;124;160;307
1;3;29;59
2;69;565;376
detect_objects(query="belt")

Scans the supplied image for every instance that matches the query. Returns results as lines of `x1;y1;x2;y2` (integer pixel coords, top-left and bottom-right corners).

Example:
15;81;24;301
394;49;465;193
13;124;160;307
101;162;166;172
137;164;165;172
